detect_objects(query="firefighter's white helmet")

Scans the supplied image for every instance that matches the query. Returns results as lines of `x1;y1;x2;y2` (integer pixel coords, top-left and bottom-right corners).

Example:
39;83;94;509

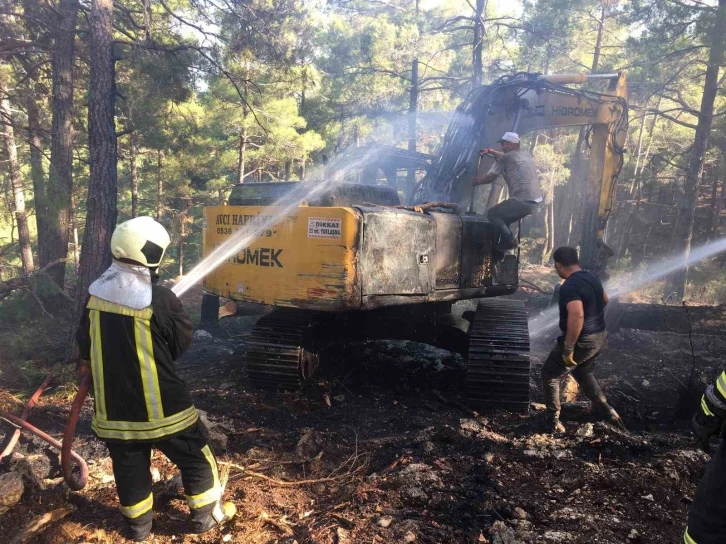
111;216;171;268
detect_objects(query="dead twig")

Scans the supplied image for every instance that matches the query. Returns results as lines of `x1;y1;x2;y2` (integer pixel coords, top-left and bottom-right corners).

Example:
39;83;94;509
10;504;76;544
222;461;364;487
394;202;458;213
26;287;53;318
259;511;295;535
329;513;355;529
520;278;553;295
664;367;686;389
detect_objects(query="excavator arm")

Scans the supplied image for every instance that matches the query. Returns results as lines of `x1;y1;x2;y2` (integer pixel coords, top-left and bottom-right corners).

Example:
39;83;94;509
419;72;628;275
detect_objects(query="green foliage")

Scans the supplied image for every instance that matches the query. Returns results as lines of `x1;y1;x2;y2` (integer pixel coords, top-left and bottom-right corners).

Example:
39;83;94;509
3;0;726;308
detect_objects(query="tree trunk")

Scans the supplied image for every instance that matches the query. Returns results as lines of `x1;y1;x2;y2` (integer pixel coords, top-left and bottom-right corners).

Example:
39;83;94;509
45;0;78;287
630;110;648;186
237;127;246;184
76;0;118;326
472;0;485;88
541;176;555;264
560;4;606;247
156;149;163;221
406;57;419;194
177;198;189;277
668;0;726;300
709;164;722;236
631;100;662;202
540;203;552;265
26;86;50;265
0;84;34;274
130;131;139;217
300;66;307;113
237;69;249;185
70;192;79;266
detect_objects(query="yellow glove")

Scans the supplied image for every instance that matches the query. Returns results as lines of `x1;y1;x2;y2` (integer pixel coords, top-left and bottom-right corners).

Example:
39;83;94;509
562;344;577;368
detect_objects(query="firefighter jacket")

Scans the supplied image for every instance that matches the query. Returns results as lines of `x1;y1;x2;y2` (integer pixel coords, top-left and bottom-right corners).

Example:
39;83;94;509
699;370;726;427
77;284;196;442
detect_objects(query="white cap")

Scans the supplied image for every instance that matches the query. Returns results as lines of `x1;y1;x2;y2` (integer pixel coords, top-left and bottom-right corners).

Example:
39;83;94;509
498;132;520;144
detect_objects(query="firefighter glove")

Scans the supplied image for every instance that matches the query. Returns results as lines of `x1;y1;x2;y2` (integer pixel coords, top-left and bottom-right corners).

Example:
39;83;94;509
562;343;577;368
692;411;721;453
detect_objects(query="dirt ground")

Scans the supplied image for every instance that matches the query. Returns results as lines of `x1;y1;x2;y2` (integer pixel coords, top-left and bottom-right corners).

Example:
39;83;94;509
1;293;723;544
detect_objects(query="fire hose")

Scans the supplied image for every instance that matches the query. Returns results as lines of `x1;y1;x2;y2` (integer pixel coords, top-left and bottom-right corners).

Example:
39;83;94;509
0;372;91;491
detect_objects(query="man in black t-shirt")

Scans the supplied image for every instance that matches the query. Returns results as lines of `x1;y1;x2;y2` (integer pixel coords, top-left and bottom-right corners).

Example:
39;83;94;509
541;247;624;434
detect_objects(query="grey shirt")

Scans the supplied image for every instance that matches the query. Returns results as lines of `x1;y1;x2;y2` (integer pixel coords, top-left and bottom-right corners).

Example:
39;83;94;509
487;149;542;202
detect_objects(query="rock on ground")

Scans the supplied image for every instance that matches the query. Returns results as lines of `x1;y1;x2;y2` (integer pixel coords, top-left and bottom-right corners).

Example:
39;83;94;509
0;471;24;514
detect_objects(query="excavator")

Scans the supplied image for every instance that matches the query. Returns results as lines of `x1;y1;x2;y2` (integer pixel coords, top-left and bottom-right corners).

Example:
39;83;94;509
200;72;629;411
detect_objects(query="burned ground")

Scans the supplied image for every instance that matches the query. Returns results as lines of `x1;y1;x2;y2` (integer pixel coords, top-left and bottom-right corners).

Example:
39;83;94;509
0;297;723;544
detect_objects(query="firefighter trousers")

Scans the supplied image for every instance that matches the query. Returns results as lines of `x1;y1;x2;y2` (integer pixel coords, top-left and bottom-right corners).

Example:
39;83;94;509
685;440;726;543
106;421;220;532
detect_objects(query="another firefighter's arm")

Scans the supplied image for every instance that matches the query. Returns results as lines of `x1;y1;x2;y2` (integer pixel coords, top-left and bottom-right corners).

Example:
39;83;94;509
563;300;584;367
693;371;726;452
157;287;194;360
603;291;609;306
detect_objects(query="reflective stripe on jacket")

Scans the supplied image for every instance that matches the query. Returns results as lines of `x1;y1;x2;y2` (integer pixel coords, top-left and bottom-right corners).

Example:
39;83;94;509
77;284;195;442
700;370;726;422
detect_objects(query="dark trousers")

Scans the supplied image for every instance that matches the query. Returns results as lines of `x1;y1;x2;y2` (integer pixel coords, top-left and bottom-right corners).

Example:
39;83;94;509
487;199;538;243
106;421;220;531
541;331;609;418
685;440;726;544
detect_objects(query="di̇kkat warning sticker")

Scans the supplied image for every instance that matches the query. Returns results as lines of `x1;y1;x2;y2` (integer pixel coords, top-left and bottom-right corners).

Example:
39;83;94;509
308;217;342;239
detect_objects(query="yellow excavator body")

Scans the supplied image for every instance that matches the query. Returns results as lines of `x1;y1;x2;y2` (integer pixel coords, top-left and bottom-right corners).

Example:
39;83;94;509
203;206;361;310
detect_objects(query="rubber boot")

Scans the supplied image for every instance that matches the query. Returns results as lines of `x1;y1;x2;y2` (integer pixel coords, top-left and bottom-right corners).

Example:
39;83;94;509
551;416;566;434
192;501;237;534
127;517;153;542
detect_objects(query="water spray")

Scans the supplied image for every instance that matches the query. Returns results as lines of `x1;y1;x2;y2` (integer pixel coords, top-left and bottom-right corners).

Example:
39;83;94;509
528;236;726;339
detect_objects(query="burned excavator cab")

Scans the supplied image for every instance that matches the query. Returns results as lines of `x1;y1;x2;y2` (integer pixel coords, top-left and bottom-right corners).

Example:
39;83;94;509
228;182;300;206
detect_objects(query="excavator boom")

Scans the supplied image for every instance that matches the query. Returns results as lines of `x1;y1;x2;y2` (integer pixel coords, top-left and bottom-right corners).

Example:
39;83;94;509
421;72;628;274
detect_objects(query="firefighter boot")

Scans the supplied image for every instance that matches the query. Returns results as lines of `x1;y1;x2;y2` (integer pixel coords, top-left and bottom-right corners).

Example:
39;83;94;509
126;516;153;542
192;501;237;533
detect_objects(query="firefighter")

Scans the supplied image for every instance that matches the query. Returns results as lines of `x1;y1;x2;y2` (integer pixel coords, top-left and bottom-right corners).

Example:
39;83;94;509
77;216;236;541
471;132;542;250
540;246;624;433
683;370;726;544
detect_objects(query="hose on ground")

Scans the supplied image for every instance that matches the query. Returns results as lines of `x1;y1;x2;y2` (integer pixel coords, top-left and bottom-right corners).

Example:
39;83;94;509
0;371;91;491
0;411;88;490
0;372;54;462
61;372;92;490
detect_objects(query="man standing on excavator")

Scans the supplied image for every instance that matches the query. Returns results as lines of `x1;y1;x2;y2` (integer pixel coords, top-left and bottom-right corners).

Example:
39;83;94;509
541;246;624;434
683;370;726;544
471;132;542;250
77;216;236;541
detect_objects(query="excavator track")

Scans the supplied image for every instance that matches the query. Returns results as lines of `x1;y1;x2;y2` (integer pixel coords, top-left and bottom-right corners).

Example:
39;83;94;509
466;299;531;411
244;309;319;390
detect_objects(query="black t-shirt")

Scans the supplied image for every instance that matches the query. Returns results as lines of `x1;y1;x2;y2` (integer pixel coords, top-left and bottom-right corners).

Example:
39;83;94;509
558;270;606;335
